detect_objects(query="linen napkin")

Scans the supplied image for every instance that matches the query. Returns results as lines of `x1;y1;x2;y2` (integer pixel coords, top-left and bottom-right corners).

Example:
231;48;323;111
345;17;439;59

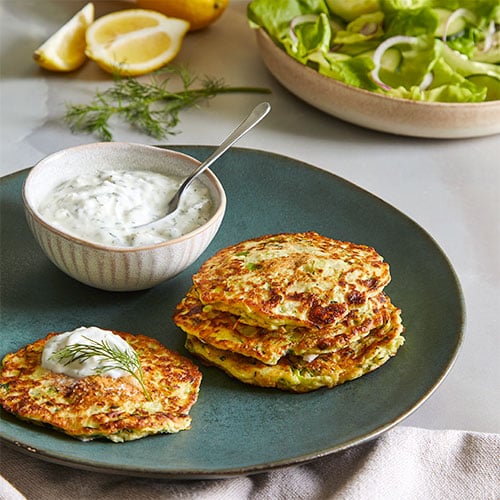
1;425;498;500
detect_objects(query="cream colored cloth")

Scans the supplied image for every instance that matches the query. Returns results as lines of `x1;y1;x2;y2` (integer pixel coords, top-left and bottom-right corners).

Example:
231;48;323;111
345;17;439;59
1;426;498;500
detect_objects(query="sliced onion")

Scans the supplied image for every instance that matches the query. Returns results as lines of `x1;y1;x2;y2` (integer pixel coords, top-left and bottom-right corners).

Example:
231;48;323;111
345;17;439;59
370;35;418;91
482;20;496;53
419;72;434;90
442;8;476;43
289;14;319;45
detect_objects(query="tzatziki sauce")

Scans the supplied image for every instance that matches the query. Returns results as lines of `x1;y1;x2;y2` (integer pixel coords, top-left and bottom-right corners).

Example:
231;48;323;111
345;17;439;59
38;170;214;247
41;326;135;379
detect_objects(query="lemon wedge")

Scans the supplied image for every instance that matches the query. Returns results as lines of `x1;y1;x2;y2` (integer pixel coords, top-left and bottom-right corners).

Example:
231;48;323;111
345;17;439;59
33;3;95;72
136;0;229;31
85;9;190;76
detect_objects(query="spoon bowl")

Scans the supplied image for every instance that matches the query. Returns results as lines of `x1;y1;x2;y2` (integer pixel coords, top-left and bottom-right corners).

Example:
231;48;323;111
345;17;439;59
23;142;226;291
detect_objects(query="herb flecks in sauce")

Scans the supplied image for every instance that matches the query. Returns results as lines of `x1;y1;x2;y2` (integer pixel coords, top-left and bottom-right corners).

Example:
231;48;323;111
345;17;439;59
38;170;214;247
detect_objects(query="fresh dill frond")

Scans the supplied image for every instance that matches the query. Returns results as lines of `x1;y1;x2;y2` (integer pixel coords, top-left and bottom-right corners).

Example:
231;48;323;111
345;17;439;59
64;65;271;141
50;336;151;400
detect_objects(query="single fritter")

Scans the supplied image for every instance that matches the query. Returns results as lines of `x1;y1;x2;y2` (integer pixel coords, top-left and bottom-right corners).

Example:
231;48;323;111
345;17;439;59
0;331;202;442
175;287;394;365
192;231;391;329
185;304;404;393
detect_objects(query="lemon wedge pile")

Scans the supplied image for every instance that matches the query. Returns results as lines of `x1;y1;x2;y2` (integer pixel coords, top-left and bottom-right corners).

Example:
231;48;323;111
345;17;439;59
33;3;190;76
33;3;95;72
136;0;229;31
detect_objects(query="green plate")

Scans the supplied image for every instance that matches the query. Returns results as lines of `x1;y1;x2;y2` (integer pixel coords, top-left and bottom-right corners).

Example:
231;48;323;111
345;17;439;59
0;147;464;478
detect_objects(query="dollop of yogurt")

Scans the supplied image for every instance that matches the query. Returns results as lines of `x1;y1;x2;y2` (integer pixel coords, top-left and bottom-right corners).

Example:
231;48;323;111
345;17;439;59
38;170;214;247
41;326;135;378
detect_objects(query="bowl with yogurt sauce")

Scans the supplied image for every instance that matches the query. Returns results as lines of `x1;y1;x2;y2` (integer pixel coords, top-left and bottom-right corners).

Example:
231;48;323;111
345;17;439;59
23;142;226;291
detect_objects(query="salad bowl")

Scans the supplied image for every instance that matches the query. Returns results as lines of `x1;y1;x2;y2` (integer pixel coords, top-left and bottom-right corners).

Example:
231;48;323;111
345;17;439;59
256;28;500;139
248;0;500;139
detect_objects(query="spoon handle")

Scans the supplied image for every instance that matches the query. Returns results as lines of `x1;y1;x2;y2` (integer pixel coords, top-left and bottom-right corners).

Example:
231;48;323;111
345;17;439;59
172;102;271;206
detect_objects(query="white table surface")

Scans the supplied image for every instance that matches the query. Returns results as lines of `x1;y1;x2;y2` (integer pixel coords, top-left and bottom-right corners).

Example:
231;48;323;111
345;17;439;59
1;0;499;440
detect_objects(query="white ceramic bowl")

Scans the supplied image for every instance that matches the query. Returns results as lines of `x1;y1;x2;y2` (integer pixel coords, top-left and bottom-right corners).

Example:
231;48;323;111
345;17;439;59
23;142;226;292
256;29;500;139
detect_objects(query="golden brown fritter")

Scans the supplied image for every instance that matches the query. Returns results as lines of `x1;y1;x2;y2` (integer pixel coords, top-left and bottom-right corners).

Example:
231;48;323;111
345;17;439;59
192;232;391;329
174;287;394;365
185;304;404;393
0;331;202;442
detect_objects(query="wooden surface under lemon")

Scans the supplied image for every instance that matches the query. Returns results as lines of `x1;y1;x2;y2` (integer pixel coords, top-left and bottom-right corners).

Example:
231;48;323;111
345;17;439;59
85;9;190;76
136;0;229;31
33;2;94;71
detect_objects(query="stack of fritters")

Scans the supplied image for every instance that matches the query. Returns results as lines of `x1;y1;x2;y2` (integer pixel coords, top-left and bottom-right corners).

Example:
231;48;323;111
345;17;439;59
174;232;404;393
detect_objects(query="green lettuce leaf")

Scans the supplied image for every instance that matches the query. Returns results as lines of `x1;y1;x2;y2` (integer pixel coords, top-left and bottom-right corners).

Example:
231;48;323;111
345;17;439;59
318;54;378;89
247;0;330;42
378;35;440;89
383;4;439;37
287;13;332;60
388;81;487;102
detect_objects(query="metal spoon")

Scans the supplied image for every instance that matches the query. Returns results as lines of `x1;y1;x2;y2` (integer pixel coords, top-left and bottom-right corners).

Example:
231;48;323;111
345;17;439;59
138;102;271;228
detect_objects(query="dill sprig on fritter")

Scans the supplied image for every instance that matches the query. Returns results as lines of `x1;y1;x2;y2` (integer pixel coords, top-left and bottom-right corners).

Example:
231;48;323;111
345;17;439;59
50;336;151;400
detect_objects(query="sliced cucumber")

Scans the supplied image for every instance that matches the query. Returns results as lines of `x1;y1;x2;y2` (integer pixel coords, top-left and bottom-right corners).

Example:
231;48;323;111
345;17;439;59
380;47;401;73
441;44;500;79
357;47;401;71
325;0;379;22
467;74;500;101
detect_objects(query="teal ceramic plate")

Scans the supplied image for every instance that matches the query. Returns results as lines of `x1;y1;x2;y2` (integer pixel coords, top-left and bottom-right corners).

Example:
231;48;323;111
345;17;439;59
0;147;464;478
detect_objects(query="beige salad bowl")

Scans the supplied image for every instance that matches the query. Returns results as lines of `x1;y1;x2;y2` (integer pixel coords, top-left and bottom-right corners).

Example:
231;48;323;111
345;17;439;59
256;29;500;139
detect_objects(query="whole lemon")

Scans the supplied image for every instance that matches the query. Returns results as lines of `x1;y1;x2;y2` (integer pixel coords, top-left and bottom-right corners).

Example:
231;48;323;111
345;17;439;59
136;0;229;31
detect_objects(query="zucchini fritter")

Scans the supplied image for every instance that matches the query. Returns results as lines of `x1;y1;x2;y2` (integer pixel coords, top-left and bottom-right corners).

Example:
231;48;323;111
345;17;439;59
175;287;395;365
0;331;202;442
192;231;391;329
185;304;404;393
